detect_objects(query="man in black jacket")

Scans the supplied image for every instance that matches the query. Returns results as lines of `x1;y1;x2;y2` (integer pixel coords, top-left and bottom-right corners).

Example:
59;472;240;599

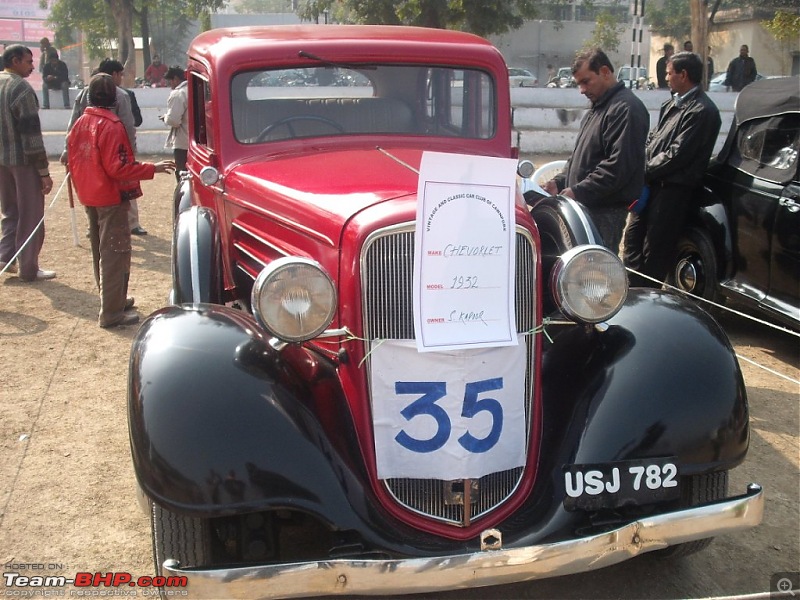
41;49;70;109
623;51;721;288
544;48;649;253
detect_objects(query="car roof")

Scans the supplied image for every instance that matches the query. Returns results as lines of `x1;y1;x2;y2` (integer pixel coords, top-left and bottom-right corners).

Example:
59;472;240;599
735;75;800;124
189;24;505;72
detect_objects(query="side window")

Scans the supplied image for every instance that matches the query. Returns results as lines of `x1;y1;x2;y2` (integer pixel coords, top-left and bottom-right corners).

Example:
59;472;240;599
738;114;799;172
191;74;212;148
423;68;495;139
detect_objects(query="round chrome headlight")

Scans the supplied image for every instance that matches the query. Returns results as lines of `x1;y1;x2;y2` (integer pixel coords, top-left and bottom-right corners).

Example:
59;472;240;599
551;245;628;324
251;257;336;342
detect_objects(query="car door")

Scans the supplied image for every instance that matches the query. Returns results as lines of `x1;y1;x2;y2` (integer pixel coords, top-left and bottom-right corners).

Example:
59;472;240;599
724;112;800;326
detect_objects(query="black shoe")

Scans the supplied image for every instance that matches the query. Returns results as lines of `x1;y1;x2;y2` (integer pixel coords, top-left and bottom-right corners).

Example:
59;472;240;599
124;297;135;310
100;313;140;328
131;227;148;236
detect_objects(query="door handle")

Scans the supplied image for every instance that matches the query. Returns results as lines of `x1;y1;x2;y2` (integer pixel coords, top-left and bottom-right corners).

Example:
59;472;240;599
779;197;800;213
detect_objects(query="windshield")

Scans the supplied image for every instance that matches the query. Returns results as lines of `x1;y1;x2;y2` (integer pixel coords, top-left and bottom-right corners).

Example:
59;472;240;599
231;64;496;144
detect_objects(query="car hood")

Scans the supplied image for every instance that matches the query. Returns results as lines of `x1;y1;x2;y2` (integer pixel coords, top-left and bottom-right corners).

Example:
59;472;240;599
224;146;423;239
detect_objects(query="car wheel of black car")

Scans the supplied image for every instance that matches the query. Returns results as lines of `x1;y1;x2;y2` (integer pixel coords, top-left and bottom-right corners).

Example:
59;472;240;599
656;471;728;558
151;502;211;575
670;227;722;311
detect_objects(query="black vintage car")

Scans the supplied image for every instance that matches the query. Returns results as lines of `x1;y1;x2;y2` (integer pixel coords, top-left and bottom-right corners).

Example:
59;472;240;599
671;76;800;329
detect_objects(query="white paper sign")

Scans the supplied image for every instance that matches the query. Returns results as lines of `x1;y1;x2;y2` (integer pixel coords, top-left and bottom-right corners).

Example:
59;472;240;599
370;338;527;480
414;152;518;352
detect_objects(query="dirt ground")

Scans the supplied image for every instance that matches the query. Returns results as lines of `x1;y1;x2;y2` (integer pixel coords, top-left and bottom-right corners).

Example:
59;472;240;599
0;159;798;599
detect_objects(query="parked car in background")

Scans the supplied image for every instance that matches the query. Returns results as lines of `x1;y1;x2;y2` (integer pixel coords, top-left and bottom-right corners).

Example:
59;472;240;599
546;66;575;87
128;24;762;598
671;76;799;330
617;65;654;89
708;72;766;92
508;67;538;87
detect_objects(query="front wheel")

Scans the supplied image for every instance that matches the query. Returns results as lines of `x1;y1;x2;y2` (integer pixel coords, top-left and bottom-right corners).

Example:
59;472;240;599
151;502;211;575
669;227;723;313
656;470;728;558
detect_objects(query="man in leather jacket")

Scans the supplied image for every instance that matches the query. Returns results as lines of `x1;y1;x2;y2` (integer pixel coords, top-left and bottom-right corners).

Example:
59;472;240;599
544;49;649;253
623;51;721;288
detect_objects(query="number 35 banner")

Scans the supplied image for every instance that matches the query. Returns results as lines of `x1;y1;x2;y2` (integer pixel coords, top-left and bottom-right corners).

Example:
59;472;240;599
370;338;527;480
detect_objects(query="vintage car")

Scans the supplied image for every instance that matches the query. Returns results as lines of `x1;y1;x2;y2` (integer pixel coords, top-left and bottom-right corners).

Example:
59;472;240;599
671;75;799;330
128;25;763;598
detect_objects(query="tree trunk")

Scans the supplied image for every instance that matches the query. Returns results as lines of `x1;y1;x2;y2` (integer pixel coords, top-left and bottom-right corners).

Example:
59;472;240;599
690;0;709;89
141;4;151;73
106;0;137;86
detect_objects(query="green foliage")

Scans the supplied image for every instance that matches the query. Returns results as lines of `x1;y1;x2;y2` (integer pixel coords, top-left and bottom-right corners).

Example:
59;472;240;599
584;8;625;52
647;0;691;40
762;10;800;44
304;0;546;36
233;0;294;13
46;0;222;64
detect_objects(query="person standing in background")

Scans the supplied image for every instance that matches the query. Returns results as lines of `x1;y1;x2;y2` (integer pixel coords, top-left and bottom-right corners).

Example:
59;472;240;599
656;44;674;89
544;48;649;253
38;38;51;75
62;58;148;235
161;66;188;182
67;73;174;328
41;49;70;109
0;44;56;281
724;45;757;92
623;52;721;288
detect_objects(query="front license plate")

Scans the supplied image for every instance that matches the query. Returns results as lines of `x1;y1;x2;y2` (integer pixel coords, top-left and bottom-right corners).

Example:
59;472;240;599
562;458;680;511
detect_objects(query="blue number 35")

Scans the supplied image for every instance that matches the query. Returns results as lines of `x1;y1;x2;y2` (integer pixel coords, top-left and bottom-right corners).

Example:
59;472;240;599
394;378;504;454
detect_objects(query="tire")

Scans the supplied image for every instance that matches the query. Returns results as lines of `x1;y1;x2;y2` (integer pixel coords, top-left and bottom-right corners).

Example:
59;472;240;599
669;226;723;311
151;502;211;575
656;471;728;558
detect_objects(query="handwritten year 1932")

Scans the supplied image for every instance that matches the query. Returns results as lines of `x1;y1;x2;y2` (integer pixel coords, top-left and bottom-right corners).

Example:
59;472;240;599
451;275;479;289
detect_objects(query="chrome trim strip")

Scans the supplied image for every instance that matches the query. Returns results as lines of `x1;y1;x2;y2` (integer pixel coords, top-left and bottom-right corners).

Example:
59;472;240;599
190;210;201;304
231;221;291;258
163;485;763;599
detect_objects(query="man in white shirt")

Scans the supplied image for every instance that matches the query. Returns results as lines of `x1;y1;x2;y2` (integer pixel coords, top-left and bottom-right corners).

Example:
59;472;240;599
161;66;188;182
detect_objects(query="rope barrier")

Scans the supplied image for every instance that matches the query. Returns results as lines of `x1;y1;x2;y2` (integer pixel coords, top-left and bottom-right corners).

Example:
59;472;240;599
624;266;799;386
0;174;70;276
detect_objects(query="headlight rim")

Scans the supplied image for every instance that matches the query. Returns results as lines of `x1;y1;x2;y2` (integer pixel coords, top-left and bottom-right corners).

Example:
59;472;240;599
551;244;629;324
251;256;337;343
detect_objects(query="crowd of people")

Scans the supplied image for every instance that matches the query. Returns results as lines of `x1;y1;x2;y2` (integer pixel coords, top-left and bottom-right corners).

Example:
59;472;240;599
0;37;764;329
543;47;722;289
0;44;186;328
656;39;757;91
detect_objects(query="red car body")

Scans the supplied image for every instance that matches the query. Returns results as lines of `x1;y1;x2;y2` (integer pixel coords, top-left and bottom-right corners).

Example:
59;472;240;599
128;25;762;599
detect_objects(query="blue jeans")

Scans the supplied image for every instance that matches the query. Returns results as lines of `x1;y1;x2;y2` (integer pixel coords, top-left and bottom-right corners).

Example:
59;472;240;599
42;82;70;108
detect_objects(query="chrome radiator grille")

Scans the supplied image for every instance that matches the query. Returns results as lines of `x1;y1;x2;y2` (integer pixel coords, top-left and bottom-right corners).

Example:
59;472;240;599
361;224;538;526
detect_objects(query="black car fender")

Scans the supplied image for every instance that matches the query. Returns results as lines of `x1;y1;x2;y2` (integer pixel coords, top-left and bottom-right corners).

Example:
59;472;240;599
172;206;222;304
539;288;748;482
687;186;735;280
128;304;434;547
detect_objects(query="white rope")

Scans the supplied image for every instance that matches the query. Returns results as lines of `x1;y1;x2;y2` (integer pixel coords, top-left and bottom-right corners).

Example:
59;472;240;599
624;267;799;386
625;266;800;339
0;173;71;275
735;353;800;386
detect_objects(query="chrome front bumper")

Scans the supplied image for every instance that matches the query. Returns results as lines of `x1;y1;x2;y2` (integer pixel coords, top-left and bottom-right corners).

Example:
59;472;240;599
165;483;763;599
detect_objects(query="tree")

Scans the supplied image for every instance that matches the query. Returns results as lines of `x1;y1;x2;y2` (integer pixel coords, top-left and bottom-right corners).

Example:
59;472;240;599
301;0;557;37
45;0;224;82
584;8;626;53
762;10;800;44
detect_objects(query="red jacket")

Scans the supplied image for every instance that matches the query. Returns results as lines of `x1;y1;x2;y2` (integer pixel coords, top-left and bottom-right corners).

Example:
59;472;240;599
67;106;155;207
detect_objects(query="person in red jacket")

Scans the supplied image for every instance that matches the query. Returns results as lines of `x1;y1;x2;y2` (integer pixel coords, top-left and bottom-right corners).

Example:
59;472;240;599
67;73;174;328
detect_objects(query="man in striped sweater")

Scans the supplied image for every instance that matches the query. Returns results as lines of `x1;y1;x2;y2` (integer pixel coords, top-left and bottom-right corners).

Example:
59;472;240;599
0;44;56;281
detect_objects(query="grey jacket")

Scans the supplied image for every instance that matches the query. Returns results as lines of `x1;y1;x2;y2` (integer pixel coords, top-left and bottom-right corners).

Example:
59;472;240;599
555;82;649;209
645;88;721;188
